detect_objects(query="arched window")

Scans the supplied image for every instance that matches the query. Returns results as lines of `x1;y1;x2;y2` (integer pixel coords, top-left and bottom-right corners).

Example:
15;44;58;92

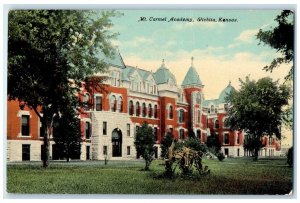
154;105;158;118
214;119;219;129
110;95;116;112
136;102;140;117
179;129;184;140
83;93;90;111
169;105;173;119
129;101;134;116
118;96;123;112
142;103;146;117
148;104;152;118
178;109;184;123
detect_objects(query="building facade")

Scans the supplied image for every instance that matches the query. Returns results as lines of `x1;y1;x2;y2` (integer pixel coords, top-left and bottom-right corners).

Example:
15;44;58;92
6;52;281;161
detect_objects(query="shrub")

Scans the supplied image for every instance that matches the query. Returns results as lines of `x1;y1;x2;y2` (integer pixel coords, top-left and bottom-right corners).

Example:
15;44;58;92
217;151;225;161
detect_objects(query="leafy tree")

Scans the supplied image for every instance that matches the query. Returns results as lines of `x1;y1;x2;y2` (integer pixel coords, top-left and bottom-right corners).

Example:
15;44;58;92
160;132;174;158
8;10;118;167
226;76;291;160
256;10;294;80
53;105;82;162
187;128;196;139
134;122;155;171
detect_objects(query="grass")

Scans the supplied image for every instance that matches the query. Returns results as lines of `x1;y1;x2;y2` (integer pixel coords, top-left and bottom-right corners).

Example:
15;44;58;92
6;157;293;195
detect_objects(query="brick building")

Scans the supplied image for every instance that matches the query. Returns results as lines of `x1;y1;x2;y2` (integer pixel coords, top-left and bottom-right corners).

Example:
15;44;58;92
6;52;281;161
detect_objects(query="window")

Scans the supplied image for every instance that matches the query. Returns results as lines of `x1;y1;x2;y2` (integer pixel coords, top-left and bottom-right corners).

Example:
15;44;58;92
223;118;229;128
142;103;146;117
178;109;184;123
110;95;116;112
237;133;240;144
21;115;30;136
211;105;215;113
85;122;91;139
95;96;102;111
127;146;131;155
118;96;123;112
169;128;173;134
197;130;201;140
103;121;107;135
206;118;209;128
22;144;30;161
103;146;107;155
127;124;130;136
224;103;229;112
214;119;219;129
136;102;140;116
197;110;201;123
169;105;173;119
154;105;158;118
148;104;152;118
83;93;90;111
224;133;229;144
154;127;158;141
237;148;240;157
179;129;184;140
129;101;134;115
196;93;201;104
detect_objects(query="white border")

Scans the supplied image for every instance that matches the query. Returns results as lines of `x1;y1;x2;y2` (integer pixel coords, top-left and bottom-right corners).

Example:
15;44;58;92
1;1;299;202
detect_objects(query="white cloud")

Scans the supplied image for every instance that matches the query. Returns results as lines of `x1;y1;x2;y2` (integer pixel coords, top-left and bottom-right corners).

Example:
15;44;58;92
234;29;258;43
122;49;290;100
112;36;153;48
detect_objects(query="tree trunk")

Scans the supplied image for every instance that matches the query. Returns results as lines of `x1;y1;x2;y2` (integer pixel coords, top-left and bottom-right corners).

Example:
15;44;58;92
42;116;53;168
42;123;51;168
253;148;259;161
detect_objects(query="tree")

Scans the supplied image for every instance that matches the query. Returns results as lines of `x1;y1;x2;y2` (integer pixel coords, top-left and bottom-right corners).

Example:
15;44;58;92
52;105;82;162
206;132;221;155
160;132;174;158
226;76;291;160
256;10;294;80
134;122;155;171
8;10;118;167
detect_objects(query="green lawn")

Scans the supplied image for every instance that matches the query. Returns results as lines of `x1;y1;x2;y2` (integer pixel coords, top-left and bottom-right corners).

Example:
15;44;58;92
6;158;293;195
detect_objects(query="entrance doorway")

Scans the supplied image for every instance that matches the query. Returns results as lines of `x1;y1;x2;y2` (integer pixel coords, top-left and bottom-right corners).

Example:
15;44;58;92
112;128;122;157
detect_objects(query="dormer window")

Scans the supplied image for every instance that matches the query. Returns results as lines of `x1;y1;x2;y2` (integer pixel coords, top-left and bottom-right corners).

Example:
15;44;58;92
110;95;117;112
211;105;215;113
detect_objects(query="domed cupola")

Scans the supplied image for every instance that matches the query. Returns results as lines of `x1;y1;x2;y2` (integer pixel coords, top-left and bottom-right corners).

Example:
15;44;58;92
182;57;203;87
219;81;236;103
153;59;177;85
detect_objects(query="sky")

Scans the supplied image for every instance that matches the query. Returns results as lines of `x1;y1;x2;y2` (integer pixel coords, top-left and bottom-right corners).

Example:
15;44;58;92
109;10;292;100
109;10;293;145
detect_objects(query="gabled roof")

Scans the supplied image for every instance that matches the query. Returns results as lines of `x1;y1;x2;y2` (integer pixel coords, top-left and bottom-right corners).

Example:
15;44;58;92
97;49;126;69
122;65;154;82
203;99;219;107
